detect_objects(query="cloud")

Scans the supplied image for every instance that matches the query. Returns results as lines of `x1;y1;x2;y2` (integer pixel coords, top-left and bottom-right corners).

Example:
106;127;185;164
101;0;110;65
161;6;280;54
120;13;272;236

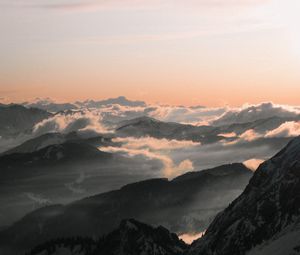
239;129;261;142
148;105;226;125
12;0;269;13
113;136;201;151
104;136;199;177
222;129;262;145
265;121;300;138
65;171;87;194
243;158;264;171
33;110;109;135
23;97;78;112
179;231;206;245
99;144;194;178
212;102;300;126
24;192;52;206
218;132;237;138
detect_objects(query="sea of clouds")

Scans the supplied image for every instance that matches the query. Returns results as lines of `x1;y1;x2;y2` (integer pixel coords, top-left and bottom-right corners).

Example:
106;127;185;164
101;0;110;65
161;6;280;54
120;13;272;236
2;97;300;177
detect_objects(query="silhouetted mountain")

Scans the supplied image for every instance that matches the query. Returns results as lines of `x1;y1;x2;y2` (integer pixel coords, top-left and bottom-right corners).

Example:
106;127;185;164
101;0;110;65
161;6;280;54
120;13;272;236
188;136;300;255
0;104;52;138
2;132;112;155
0;142;112;185
77;96;146;108
0;163;252;254
116;116;217;143
25;219;187;255
23;99;78;112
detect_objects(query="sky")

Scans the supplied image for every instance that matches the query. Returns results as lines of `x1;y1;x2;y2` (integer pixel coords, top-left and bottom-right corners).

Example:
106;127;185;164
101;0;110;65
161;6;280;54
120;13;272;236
1;0;300;106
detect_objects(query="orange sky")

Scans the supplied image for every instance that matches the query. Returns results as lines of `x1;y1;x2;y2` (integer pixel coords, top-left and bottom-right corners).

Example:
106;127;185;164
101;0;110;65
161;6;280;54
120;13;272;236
1;0;300;106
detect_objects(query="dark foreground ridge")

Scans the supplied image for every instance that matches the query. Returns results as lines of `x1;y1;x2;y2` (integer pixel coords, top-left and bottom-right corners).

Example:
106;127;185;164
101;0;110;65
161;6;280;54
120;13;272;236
25;219;187;255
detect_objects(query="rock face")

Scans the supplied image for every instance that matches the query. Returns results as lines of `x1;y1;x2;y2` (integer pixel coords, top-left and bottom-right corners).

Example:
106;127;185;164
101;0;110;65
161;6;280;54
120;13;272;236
189;136;300;255
25;219;187;255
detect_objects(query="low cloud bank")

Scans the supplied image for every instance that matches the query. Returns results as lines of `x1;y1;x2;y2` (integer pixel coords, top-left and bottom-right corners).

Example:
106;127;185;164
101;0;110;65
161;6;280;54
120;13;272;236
113;136;201;151
65;171;88;194
265;121;300;138
33;110;109;135
99;136;198;178
148;105;226;125
243;158;265;171
212;102;300;126
24;192;51;207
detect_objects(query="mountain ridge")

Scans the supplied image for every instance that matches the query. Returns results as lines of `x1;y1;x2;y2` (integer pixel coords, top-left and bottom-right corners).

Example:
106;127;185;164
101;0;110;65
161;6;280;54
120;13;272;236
188;136;300;255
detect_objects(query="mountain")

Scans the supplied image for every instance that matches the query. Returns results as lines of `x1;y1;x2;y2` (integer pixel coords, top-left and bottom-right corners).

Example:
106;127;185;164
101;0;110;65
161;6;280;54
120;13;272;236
0;141;113;226
0;137;161;227
25;219;187;255
212;102;300;126
216;115;300;135
23;100;78;113
77;96;146;108
116;116;218;143
115;116;297;147
0;104;52;138
2;132;113;155
188;136;300;255
0;142;111;168
0;142;112;182
0;163;252;254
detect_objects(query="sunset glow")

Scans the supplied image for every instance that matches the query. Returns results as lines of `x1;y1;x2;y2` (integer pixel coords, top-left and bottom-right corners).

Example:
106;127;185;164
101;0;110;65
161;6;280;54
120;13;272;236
0;0;300;106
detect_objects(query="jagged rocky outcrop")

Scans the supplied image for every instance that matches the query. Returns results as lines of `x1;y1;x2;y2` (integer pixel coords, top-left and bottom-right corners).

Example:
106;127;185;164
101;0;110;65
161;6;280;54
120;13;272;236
25;219;187;255
188;136;300;255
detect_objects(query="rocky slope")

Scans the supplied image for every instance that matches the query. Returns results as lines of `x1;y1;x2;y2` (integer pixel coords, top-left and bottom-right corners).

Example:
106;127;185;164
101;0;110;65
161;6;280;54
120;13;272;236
188;136;300;255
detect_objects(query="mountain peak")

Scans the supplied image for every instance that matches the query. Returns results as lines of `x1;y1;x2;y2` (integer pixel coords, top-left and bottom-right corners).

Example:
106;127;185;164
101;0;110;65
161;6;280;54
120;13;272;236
188;135;300;255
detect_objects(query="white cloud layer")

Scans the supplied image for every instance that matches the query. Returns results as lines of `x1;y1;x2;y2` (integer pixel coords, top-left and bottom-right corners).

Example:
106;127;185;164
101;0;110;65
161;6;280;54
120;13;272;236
265;121;300;138
99;136;197;178
212;102;300;126
33;110;109;135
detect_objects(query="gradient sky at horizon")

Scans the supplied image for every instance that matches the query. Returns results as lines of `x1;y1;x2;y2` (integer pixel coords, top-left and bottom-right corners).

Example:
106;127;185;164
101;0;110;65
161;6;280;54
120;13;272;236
1;0;300;106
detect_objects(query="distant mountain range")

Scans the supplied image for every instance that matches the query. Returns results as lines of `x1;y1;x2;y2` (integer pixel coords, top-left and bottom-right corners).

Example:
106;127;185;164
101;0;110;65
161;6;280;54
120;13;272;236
77;96;146;108
1;102;300;255
22;96;146;112
1;132;112;155
115;116;298;145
